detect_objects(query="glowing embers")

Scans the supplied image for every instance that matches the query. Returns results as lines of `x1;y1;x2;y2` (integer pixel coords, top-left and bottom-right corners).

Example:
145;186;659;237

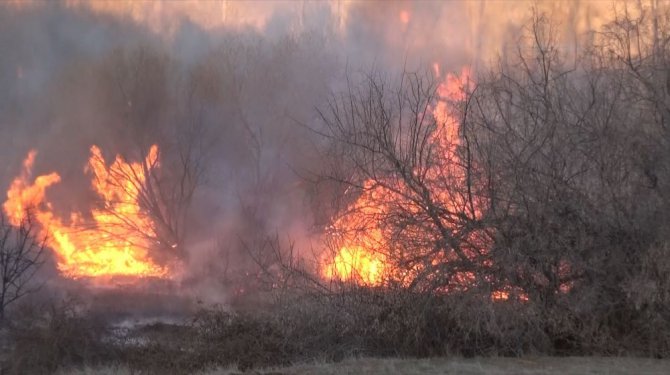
3;145;168;279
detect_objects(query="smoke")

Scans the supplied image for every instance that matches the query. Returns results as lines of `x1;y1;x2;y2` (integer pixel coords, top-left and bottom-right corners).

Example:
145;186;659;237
0;1;621;304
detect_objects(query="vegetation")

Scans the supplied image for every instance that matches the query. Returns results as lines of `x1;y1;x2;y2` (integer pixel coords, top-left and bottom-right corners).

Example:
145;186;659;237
0;213;44;321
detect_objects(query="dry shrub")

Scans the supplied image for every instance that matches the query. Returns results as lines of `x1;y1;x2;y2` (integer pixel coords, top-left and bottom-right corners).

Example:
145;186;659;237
192;308;289;371
2;284;669;374
116;320;202;375
177;288;562;370
2;297;112;374
200;285;670;366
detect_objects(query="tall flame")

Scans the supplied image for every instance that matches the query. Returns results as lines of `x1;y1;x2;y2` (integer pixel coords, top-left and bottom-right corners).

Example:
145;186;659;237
3;145;168;279
322;245;385;286
322;66;475;286
321;66;532;301
322;179;388;285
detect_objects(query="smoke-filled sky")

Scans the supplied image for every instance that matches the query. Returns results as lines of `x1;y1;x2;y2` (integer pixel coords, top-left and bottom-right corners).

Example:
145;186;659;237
0;1;629;296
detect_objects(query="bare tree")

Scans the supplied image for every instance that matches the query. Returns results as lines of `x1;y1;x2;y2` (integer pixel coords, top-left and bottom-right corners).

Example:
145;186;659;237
91;45;214;263
458;6;670;353
316;69;491;292
0;213;45;321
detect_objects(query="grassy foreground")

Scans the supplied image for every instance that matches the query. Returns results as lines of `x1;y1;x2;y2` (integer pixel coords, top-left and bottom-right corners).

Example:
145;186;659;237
59;356;670;375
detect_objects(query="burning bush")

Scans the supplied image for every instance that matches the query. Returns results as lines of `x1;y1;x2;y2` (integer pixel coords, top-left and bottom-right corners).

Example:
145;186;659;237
3;145;171;279
311;5;670;359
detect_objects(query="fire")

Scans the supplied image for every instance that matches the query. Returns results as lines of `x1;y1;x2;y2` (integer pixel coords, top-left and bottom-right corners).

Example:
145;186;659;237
320;65;537;301
322;246;385;285
3;145;169;279
321;65;476;287
492;289;529;302
322;179;389;285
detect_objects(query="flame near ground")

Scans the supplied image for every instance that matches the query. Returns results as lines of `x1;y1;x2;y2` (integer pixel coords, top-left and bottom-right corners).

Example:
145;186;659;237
2;66;481;288
320;66;481;287
3;145;168;279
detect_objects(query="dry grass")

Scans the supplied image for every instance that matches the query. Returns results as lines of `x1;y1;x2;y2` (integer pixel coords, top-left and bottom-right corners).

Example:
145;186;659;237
7;291;670;374
55;365;134;375
60;357;670;375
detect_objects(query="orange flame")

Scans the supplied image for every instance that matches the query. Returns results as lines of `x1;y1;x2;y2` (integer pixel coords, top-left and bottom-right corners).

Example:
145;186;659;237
3;145;168;279
322;65;474;287
321;66;535;301
322;246;385;285
322;179;388;285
